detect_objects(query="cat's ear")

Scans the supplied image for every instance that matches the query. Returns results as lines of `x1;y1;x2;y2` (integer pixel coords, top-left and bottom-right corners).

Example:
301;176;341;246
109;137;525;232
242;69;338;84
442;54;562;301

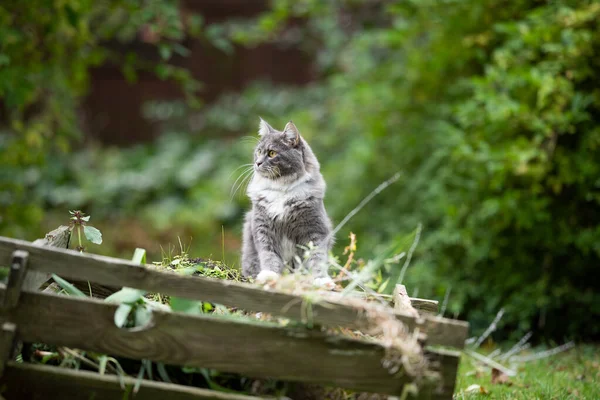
282;121;300;146
258;117;275;136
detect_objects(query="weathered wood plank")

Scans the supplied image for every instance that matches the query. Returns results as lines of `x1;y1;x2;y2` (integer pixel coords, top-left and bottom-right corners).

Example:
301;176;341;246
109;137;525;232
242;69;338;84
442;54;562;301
23;225;71;291
410;298;439;315
1;362;261;400
0;237;468;348
349;292;439;315
0;322;16;376
4;250;28;309
431;348;461;400
0;287;456;397
393;285;419;317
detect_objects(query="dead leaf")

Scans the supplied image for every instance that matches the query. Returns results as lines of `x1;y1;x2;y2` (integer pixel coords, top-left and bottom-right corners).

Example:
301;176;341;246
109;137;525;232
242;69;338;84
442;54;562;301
491;368;511;385
466;384;489;395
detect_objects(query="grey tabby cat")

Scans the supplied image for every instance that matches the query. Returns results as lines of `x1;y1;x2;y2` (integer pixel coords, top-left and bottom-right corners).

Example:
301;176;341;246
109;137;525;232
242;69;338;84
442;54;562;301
241;118;334;287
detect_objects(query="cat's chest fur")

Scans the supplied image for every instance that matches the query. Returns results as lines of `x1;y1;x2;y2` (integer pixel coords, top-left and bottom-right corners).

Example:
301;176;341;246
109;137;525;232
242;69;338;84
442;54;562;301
248;174;315;219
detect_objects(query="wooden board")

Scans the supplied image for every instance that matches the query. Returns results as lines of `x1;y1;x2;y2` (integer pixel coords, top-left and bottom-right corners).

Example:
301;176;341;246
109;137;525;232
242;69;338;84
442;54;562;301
348;292;439;315
0;237;468;349
22;225;71;291
1;362;261;400
0;287;457;398
410;298;439;315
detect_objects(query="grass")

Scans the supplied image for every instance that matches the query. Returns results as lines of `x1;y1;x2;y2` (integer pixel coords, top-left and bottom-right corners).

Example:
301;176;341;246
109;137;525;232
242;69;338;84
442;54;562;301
454;344;600;399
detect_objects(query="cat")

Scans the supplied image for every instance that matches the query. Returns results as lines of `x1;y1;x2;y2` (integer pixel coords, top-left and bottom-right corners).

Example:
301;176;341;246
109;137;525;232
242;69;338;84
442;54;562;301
241;118;334;288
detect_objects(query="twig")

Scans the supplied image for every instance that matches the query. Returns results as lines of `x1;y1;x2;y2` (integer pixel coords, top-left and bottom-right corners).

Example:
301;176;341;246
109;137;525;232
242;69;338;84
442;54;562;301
510;341;575;363
474;308;505;349
498;331;533;361
329;172;401;240
488;348;502;359
59;348;101;371
465;337;477;345
398;223;422;284
464;349;517;377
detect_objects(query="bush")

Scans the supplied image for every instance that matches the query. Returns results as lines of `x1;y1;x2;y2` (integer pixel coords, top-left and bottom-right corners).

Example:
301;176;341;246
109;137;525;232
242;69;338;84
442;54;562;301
0;0;200;237
245;0;600;340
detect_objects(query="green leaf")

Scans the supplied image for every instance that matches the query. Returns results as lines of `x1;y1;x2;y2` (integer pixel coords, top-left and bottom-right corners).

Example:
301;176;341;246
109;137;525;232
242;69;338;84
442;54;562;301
83;225;102;244
156;363;172;383
132;248;146;264
143;359;154;381
0;54;10;67
159;44;172;60
52;274;87;297
134;361;145;394
105;248;148;304
170;297;203;315
98;355;108;375
178;266;196;276
114;304;133;328
172;43;190;57
105;287;146;304
135;306;153;327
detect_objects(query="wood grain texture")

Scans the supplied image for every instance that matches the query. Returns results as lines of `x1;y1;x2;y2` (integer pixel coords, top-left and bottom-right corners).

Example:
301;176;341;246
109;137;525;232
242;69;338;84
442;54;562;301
0;322;16;376
349;292;439;315
0;236;468;348
1;362;262;400
4;250;28;309
429;348;461;400
410;298;439;315
0;287;457;398
23;225;71;291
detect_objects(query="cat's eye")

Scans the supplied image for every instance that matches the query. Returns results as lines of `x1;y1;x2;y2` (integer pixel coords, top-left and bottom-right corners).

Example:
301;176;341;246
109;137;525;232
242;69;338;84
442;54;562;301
267;150;277;158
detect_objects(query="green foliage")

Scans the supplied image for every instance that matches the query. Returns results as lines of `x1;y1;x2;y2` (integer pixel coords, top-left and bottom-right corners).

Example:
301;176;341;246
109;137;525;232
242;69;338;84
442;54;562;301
236;0;600;340
69;210;102;251
51;274;87;297
0;0;200;238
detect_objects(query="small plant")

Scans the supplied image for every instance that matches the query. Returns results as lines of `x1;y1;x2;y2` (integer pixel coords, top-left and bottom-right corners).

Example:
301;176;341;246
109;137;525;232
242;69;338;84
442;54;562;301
68;210;102;252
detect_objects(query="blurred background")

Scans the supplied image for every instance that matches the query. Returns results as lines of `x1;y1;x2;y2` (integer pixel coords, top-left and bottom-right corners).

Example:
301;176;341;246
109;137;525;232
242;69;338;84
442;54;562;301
1;0;599;343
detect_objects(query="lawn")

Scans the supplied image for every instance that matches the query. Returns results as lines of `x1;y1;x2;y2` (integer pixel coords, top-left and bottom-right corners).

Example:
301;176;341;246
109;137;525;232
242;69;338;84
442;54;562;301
454;344;599;399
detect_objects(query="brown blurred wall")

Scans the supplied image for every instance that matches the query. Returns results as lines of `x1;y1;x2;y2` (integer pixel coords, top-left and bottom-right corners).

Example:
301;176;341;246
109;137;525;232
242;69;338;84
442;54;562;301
82;0;315;146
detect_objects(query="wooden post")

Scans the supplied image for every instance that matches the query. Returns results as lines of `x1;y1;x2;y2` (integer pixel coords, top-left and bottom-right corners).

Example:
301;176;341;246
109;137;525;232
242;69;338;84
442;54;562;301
3;251;28;309
393;284;419;317
0;322;16;377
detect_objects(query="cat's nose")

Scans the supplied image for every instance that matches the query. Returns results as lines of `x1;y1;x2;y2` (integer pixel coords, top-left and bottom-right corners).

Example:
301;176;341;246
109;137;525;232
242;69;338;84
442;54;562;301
256;160;263;167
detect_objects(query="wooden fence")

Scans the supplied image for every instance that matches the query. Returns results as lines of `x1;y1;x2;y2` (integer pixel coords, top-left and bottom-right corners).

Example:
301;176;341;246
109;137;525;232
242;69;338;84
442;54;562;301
0;231;468;399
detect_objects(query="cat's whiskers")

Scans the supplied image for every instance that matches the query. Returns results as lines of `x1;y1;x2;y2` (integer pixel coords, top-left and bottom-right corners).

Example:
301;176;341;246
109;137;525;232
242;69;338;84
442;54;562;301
239;136;260;144
240;170;254;196
230;167;255;200
229;163;254;179
231;172;254;201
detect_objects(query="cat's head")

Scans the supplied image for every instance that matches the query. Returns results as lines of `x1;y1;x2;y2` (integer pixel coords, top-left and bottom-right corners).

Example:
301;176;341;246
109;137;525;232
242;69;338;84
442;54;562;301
253;118;306;181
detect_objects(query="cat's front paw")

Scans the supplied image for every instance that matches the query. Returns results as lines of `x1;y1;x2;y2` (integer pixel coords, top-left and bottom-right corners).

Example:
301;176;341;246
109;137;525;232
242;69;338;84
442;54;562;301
313;276;336;290
255;270;280;284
